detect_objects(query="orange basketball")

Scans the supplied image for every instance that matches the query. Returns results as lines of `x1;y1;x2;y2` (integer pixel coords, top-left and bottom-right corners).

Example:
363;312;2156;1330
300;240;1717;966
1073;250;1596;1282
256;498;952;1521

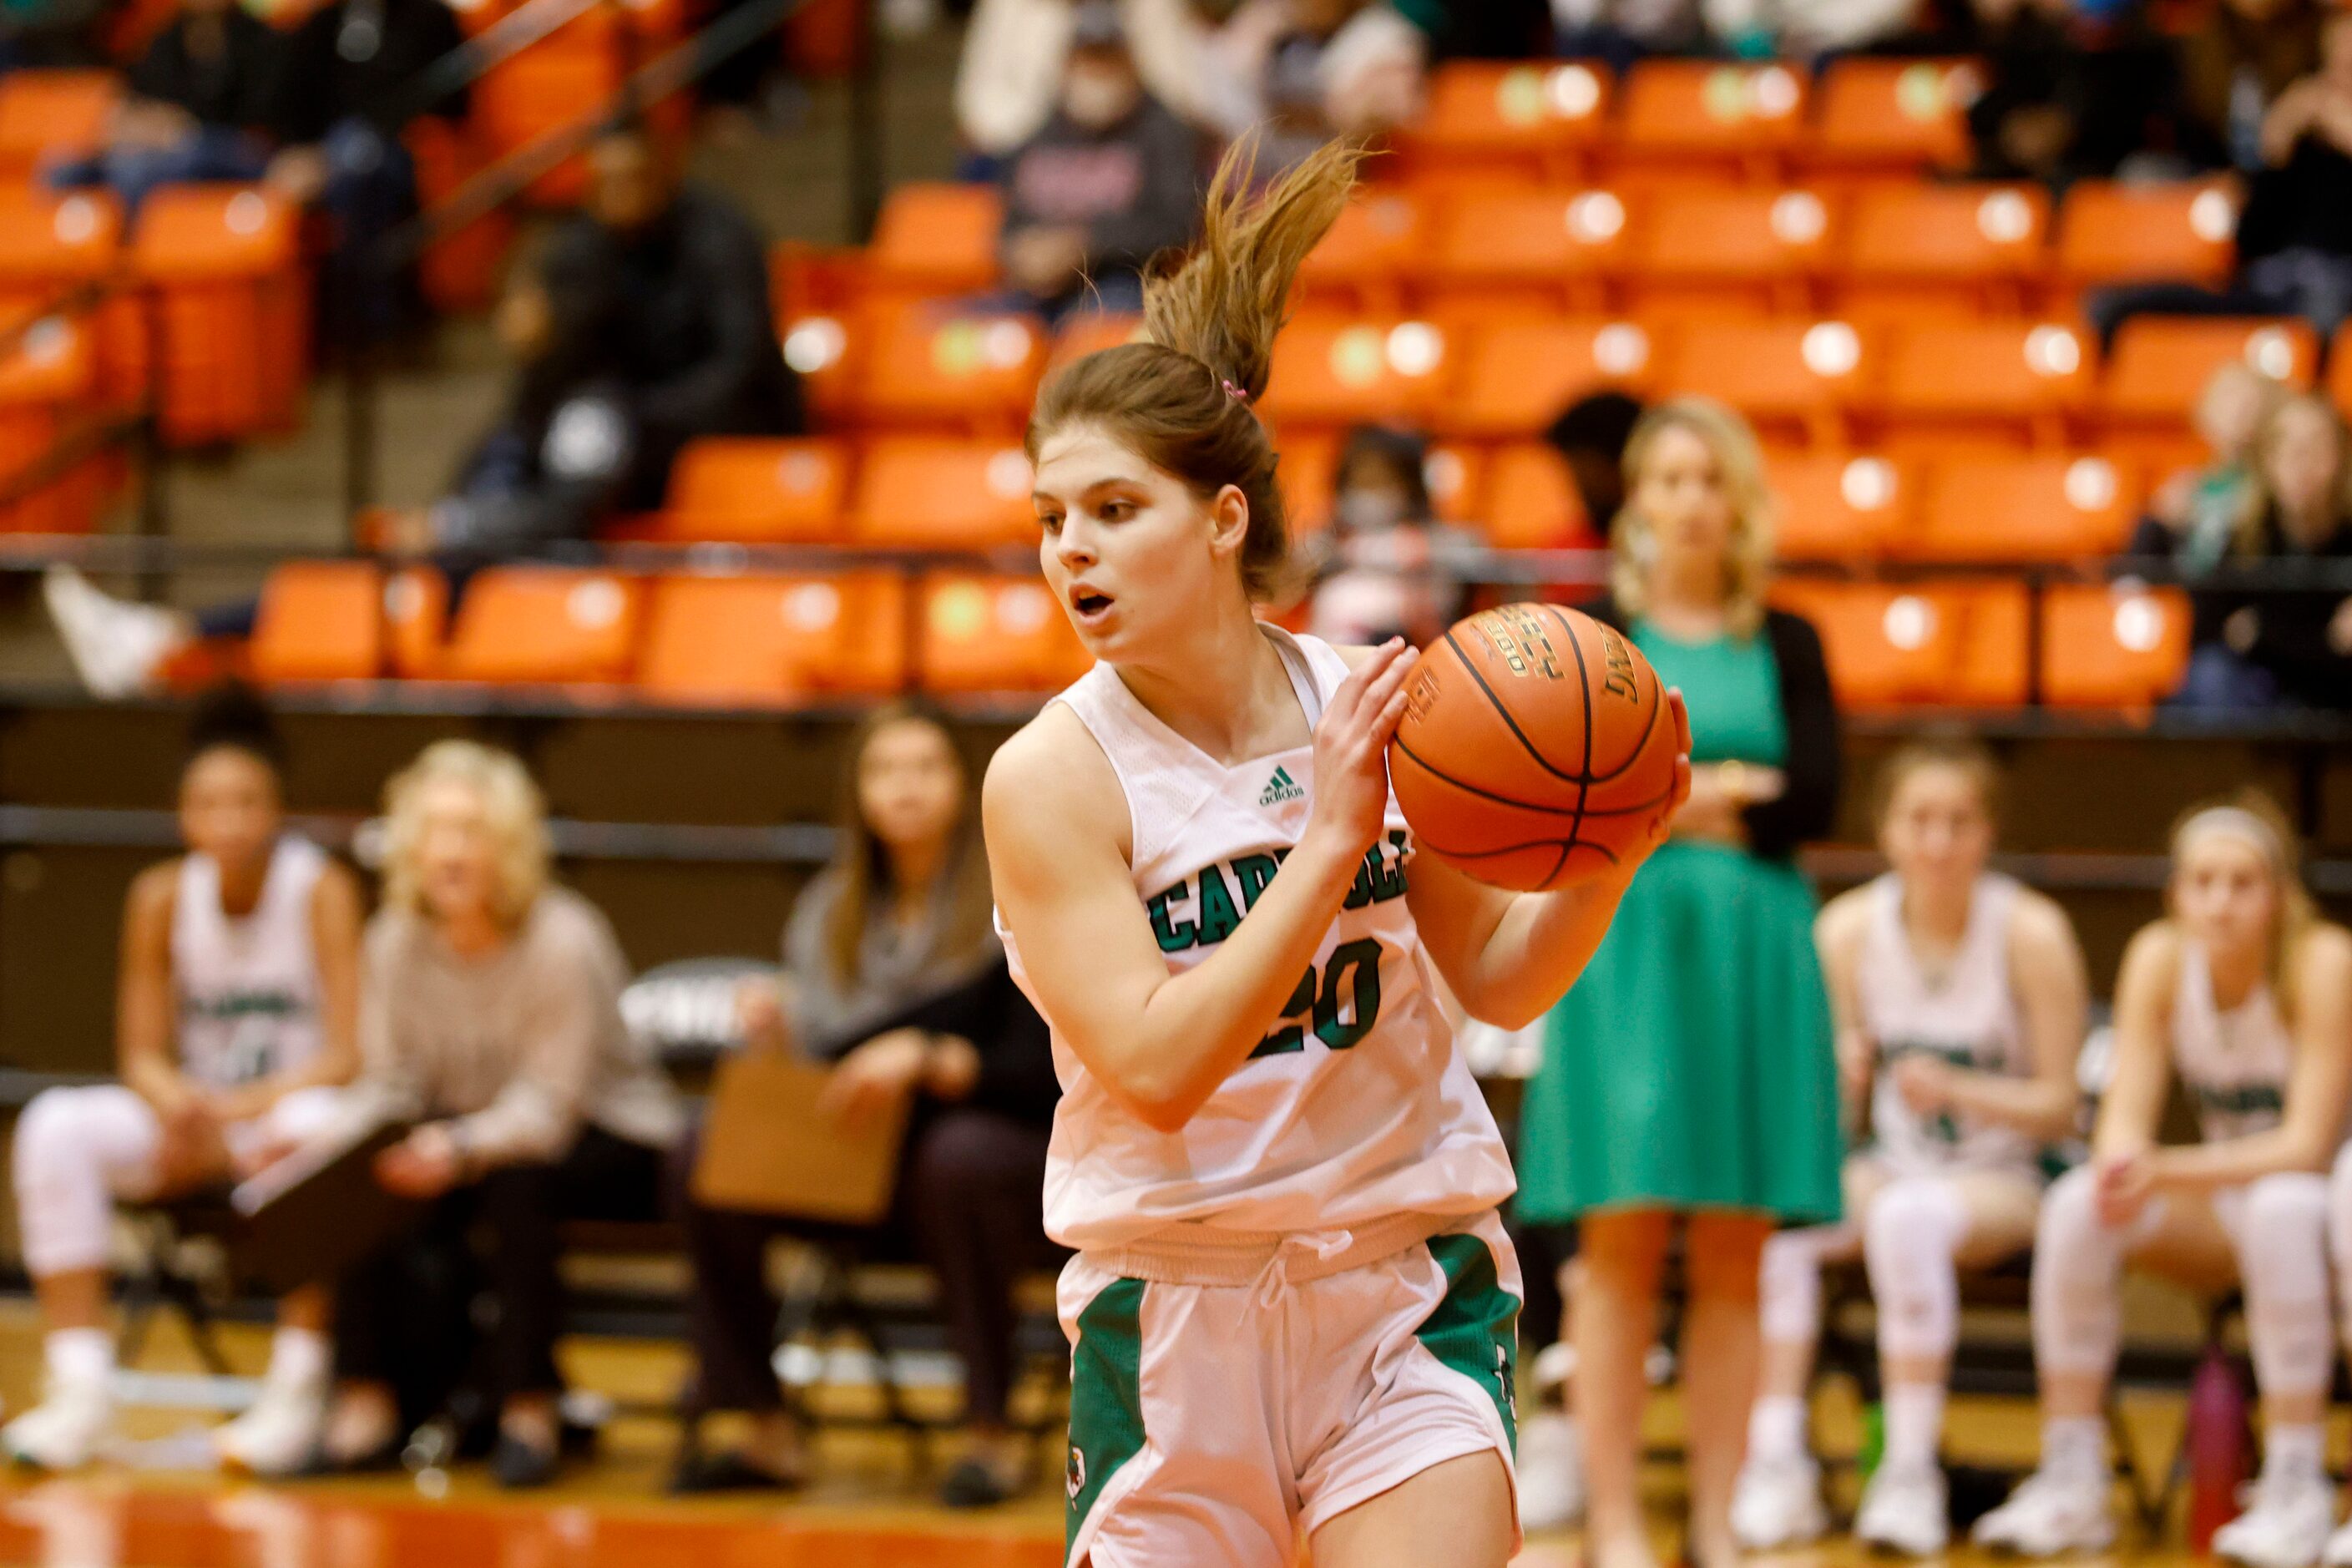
1388;603;1679;892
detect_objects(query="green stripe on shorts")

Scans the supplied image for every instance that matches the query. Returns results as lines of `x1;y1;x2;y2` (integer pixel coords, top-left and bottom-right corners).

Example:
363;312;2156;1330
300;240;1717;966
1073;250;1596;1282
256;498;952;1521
1417;1233;1521;1451
1066;1276;1147;1554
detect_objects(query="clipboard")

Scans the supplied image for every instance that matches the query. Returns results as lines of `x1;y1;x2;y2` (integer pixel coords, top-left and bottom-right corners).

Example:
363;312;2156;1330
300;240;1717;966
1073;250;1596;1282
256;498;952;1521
690;1051;908;1225
225;1116;422;1295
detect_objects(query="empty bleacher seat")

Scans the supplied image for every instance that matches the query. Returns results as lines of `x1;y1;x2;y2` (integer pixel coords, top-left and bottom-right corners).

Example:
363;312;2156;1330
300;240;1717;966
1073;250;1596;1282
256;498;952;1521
1479;442;1592;550
849;437;1035;549
0;311;104;534
1614;61;1808;178
1438;316;1659;439
637;572;907;704
655;438;851;544
130;187;309;446
439;567;644;685
1422;190;1626;311
917;574;1089;692
855;304;1046;432
2053;180;2238;295
1297;190;1427;311
0;71;120;183
1260;316;1452;432
1805;58;1978;175
868;183;1004;297
1657;318;1870;446
779;308;861;425
1623;186;1839;316
1391;62;1608;184
2097;318;2316;433
2040;583;2190;708
248;562;386;685
1776;579;2028;707
1903;454;2139;562
1045;311;1143;376
1767;451;1911;560
1837;184;2047;319
1874;319;2089;448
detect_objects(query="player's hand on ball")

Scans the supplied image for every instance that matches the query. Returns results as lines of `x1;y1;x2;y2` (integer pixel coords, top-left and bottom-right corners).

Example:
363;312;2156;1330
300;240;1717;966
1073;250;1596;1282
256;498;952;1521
1308;638;1417;862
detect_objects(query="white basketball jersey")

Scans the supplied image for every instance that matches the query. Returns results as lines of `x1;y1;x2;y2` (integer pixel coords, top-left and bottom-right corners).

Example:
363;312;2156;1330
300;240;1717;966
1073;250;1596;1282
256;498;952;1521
1003;627;1517;1252
1861;872;2036;1176
2172;937;2292;1143
172;835;328;1088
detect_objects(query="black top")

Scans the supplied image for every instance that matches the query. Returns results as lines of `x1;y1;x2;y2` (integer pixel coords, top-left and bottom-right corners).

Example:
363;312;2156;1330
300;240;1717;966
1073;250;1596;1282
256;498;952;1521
2236;134;2352;262
1578;592;1843;865
269;0;465;144
2187;508;2352;709
129;10;284;133
812;956;1060;1130
998;96;1203;284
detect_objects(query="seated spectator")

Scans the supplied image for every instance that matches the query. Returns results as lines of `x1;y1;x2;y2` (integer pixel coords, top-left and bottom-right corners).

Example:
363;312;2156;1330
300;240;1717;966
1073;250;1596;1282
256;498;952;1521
955;0;1216;166
1200;0;1427;173
2177;392;2352;711
996;2;1202;321
1697;0;1916;62
1302;424;1479;647
39;127;803;696
1545;388;1646;534
670;704;1060;1510
3;688;361;1476
2127;361;2284;570
316;741;683;1489
1550;0;1704;64
1965;0;2199;187
2176;0;2323;172
44;0;283;217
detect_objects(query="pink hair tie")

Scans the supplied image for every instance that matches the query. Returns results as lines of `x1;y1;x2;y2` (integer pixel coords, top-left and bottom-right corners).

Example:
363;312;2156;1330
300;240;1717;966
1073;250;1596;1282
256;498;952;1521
1221;377;1252;405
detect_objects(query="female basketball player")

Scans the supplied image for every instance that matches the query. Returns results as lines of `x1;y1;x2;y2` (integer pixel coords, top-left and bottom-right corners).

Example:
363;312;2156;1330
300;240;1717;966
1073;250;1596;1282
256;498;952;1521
984;139;1690;1568
1732;741;2088;1557
1974;793;2352;1568
5;689;363;1474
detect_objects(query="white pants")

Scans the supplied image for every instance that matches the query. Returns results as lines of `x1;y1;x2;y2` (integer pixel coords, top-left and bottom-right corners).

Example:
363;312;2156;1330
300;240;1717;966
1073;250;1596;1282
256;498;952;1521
12;1084;343;1277
2033;1163;2334;1401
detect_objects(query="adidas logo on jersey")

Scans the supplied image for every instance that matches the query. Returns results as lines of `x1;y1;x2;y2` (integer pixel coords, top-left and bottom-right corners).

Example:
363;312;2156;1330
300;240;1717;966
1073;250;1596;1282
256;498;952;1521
1258;766;1303;807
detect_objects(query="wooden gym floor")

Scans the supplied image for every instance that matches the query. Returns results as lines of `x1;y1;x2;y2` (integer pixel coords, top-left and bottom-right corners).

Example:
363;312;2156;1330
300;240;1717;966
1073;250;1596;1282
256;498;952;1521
0;1297;2304;1568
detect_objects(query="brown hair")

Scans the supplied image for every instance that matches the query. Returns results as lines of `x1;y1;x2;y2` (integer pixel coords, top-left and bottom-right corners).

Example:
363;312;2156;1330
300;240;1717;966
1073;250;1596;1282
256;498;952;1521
2165;788;2321;1024
2243;392;2352;557
1609;397;1776;637
824;703;996;987
1873;736;2002;832
1024;137;1362;602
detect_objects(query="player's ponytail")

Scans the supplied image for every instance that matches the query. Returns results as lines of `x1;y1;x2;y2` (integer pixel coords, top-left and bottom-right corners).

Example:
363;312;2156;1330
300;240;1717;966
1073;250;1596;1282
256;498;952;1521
1026;137;1361;601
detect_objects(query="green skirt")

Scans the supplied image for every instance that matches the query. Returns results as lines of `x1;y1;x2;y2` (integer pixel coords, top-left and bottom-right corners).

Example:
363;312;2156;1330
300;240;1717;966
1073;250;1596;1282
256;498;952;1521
1515;841;1844;1226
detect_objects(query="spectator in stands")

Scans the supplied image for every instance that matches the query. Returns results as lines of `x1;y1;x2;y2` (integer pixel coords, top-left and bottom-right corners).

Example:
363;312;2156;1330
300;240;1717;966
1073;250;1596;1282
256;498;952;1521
956;0;1216;166
2176;0;2323;172
995;2;1203;321
1975;794;2352;1563
1545;388;1646;538
1515;398;1842;1568
1302;423;1478;647
1696;0;1916;63
1198;0;1428;172
265;0;468;335
1732;741;2089;1558
43;0;283;217
317;741;683;1490
2177;392;2352;711
1550;0;1702;63
2128;360;2284;573
3;689;362;1477
1965;0;2201;187
669;705;1060;1510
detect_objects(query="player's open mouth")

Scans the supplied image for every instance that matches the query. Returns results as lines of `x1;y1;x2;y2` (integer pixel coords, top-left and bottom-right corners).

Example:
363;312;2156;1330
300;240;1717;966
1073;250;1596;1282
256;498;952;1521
1070;588;1114;626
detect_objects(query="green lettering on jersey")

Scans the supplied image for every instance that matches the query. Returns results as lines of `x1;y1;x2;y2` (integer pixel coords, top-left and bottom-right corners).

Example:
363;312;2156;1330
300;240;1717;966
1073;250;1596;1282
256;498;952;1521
1145;882;1196;953
1193;862;1242;946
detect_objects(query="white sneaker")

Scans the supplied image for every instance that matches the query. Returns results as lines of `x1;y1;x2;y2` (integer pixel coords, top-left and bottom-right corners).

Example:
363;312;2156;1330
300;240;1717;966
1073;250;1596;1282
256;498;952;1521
2214;1469;2336;1568
1856;1460;1950;1556
1972;1465;2117;1556
3;1380;114;1471
2317;1514;2352;1566
1516;1411;1586;1532
1731;1451;1829;1550
42;565;187;697
215;1368;327;1477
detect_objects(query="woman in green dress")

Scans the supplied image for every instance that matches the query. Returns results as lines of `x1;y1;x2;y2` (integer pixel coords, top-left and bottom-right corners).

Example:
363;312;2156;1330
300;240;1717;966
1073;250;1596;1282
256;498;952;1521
1517;398;1844;1568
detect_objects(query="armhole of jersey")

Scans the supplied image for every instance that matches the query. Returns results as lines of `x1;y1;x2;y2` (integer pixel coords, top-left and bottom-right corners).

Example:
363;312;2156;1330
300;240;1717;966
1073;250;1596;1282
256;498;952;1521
1044;690;1148;875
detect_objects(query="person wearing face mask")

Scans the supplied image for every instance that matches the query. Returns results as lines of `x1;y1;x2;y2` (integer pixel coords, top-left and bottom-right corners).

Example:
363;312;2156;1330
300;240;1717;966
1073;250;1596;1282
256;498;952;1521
668;705;1061;1510
1974;797;2352;1565
2176;392;2352;711
1514;400;1844;1568
995;2;1203;321
1305;424;1479;649
312;742;683;1490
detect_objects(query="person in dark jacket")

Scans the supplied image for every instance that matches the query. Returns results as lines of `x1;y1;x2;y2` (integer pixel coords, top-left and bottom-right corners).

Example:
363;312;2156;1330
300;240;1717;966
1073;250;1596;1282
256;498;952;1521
996;1;1201;321
669;704;1061;1511
1512;399;1844;1568
1965;0;2199;186
45;0;282;215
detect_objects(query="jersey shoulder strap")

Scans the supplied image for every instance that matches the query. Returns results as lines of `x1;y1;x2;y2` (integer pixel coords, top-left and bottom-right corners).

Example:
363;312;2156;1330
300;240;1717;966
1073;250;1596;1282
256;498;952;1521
1052;663;1222;873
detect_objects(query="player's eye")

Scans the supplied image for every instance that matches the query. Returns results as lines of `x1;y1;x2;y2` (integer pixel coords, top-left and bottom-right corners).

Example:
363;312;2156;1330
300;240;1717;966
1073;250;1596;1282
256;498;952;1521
1036;510;1064;534
1097;499;1134;523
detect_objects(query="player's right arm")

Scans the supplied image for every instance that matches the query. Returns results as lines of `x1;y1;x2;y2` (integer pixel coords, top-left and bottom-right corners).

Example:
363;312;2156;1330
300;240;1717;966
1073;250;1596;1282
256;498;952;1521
984;643;1419;1134
116;863;195;1118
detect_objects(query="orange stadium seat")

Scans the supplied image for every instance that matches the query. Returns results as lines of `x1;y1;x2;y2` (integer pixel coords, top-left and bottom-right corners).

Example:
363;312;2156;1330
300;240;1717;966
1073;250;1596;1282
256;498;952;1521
0;191;139;410
404;116;515;315
0;311;105;534
130;187;308;446
2052;180;2238;296
1259;316;1453;431
1420;189;1629;312
917;574;1090;692
868;182;1003;296
248;562;387;685
1438;316;1661;439
473;19;627;205
1776;579;2028;706
2039;582;2190;708
1390;61;1609;184
1766;451;1911;560
637;572;908;704
1874;319;2089;448
1275;428;1340;534
1837;184;2048;319
1623;186;1839;316
1045;311;1142;375
2097;318;2316;433
386;565;451;680
1653;318;1872;447
1903;454;2139;562
779;308;862;425
0;71;120;182
1298;190;1427;312
655;438;851;544
438;567;644;685
849;437;1035;549
1805;58;1979;175
1614;61;1809;179
855;303;1046;432
1480;441;1592;549
1423;440;1487;523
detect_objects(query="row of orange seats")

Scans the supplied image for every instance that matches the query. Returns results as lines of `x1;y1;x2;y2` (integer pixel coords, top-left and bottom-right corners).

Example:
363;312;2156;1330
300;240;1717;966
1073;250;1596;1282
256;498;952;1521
244;560;1091;699
847;174;2232;319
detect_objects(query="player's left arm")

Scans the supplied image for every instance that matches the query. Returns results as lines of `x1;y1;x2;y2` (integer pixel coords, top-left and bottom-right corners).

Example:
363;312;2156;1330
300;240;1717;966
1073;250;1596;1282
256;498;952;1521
1404;690;1692;1029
